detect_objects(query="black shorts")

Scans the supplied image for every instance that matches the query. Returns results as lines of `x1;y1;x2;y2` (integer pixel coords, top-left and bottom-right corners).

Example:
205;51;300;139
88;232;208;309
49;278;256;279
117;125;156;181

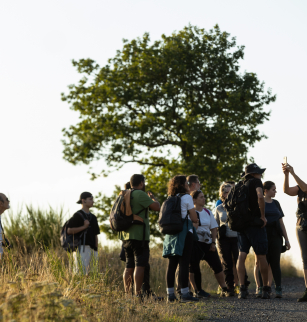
122;240;150;268
190;241;223;274
237;225;268;255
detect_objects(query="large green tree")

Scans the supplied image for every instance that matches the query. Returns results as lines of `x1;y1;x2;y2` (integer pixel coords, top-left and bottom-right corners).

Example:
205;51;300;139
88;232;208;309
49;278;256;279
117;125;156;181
62;25;276;240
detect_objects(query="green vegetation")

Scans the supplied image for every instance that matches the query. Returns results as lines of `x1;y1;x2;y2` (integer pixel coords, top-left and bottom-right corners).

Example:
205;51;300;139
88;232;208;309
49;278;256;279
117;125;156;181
61;24;276;239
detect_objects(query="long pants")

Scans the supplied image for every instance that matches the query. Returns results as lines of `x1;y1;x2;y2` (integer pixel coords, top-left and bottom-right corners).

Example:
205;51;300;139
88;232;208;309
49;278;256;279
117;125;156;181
259;226;282;287
166;232;193;290
218;237;249;289
296;227;307;269
73;245;98;275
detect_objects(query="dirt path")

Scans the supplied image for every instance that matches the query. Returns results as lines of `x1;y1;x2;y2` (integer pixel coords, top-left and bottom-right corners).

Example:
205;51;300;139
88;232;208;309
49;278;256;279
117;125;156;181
197;277;307;321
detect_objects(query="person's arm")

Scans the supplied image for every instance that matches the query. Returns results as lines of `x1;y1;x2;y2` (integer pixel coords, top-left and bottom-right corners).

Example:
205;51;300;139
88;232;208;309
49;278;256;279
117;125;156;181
279;218;291;250
67;220;90;235
214;208;220;226
256;187;267;228
147;192;161;211
209;227;217;251
188;208;199;224
284;164;307;194
282;164;299;196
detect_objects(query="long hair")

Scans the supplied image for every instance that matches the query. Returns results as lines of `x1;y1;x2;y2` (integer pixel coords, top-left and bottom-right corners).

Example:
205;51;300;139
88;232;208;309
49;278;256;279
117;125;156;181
219;183;232;201
167;175;187;196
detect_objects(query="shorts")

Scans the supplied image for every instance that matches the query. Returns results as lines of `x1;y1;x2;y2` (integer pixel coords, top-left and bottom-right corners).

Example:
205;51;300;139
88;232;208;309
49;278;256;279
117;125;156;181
190;241;223;274
122;240;150;268
237;225;268;255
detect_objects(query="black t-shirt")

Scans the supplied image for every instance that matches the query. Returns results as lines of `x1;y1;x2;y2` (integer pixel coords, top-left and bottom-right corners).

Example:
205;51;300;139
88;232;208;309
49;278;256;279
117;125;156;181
244;176;264;218
67;210;100;251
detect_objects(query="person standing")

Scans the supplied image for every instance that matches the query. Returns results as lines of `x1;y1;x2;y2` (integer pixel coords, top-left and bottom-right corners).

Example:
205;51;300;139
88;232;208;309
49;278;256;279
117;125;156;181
67;192;100;275
163;175;199;303
215;181;235;207
0;193;10;259
256;181;290;298
119;174;160;299
214;184;249;296
234;164;270;299
282;163;307;302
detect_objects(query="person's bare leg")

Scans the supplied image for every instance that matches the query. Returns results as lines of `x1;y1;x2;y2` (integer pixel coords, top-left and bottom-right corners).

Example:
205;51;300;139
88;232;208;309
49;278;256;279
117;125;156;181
233;263;239;287
254;261;260;288
189;273;197;292
134;267;145;295
303;269;307;288
215;271;227;288
123;268;134;293
237;252;247;286
268;265;273;286
257;254;269;286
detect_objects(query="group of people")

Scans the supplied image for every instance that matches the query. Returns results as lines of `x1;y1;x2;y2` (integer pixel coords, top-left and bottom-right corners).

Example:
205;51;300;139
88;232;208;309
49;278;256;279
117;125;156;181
0;162;307;303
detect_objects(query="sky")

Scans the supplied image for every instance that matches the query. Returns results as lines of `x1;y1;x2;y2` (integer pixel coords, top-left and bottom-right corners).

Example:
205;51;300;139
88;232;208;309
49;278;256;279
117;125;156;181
0;0;307;266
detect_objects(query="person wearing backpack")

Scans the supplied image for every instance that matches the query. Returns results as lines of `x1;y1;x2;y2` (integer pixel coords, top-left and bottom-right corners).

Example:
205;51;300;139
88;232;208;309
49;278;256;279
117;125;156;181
119;174;160;300
189;189;228;298
282;162;307;302
0;193;11;258
67;192;100;275
162;175;200;303
234;164;270;299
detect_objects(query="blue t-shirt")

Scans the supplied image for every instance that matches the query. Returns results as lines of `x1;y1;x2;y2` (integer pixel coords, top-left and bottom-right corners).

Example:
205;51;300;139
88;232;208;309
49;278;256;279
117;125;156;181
215;199;222;207
265;201;283;224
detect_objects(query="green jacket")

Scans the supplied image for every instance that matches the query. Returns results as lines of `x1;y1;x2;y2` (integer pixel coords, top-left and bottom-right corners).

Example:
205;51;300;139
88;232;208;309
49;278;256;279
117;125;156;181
162;219;198;258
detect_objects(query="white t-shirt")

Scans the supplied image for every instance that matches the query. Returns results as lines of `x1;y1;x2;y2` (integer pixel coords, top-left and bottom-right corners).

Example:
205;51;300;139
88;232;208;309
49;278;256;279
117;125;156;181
178;194;194;232
196;209;218;243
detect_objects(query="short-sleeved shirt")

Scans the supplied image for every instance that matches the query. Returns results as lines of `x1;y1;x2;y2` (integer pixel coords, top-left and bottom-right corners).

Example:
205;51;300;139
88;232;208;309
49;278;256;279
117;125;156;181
265;200;284;224
179;194;195;233
119;190;154;241
244;177;263;218
196;209;218;243
67;210;100;251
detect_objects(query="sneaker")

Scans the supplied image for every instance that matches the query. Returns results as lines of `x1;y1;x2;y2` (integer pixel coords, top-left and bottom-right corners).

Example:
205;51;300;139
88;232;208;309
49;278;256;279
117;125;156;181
261;286;271;299
238;286;248;299
225;289;235;297
234;285;240;294
196;289;211;298
255;287;262;298
275;286;282;298
298;288;307;302
268;286;272;296
167;293;178;303
220;287;228;297
181;293;199;303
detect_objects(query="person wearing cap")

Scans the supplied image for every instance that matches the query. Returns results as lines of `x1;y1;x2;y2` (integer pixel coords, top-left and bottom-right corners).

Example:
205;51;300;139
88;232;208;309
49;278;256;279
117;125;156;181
236;163;270;299
67;192;100;275
0;193;10;259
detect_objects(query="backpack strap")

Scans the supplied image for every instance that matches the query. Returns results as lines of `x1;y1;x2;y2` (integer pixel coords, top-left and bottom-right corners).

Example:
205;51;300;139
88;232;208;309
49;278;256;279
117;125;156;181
203;208;210;216
196;211;201;226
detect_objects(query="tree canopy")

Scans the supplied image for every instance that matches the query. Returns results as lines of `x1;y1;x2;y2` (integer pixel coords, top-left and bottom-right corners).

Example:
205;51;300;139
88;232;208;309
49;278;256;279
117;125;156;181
62;25;276;240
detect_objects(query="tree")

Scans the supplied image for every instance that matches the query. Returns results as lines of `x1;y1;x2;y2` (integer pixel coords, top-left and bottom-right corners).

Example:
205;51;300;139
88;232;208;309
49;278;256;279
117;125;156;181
61;25;276;240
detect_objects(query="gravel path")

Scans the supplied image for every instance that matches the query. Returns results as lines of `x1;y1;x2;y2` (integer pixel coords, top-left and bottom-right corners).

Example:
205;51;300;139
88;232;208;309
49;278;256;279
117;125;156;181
200;277;307;321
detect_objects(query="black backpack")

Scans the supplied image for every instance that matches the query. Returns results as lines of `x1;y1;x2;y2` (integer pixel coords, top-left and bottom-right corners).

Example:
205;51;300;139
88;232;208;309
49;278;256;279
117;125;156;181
224;180;254;232
60;212;90;253
109;190;146;237
158;193;187;235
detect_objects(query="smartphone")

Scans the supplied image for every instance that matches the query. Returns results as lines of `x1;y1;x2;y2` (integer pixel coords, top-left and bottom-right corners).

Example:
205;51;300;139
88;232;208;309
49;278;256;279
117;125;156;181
283;156;287;164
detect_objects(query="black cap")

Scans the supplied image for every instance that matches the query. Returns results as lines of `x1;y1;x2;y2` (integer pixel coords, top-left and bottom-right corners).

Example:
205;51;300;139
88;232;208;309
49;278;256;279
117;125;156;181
241;163;266;178
77;192;93;204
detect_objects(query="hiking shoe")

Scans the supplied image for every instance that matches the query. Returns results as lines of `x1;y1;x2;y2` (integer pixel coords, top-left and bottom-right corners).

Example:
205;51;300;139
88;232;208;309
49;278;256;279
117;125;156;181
234;285;240;294
275;286;282;298
225;289;235;297
238;286;248;299
220;287;228;297
298;288;307;302
261;286;271;299
181;293;199;303
255;287;262;298
196;289;211;298
167;293;178;303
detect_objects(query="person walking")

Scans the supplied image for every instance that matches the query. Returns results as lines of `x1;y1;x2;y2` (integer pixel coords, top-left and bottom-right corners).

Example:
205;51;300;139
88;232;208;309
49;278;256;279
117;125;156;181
214;184;249;296
119;174;160;300
67;192;100;275
0;193;10;259
255;181;290;298
189;189;228;298
233;164;270;299
282;163;307;302
163;175;199;303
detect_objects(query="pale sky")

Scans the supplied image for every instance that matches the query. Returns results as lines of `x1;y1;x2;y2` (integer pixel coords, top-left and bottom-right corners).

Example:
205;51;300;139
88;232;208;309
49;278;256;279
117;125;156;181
1;0;307;266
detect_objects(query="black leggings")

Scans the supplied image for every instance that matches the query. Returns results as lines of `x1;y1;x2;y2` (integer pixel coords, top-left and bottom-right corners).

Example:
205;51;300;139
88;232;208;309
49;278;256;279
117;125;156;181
259;228;282;287
166;232;194;289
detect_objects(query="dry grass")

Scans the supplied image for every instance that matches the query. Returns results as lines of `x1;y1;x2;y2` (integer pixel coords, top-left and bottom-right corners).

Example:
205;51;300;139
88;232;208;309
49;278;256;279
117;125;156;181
0;242;300;322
